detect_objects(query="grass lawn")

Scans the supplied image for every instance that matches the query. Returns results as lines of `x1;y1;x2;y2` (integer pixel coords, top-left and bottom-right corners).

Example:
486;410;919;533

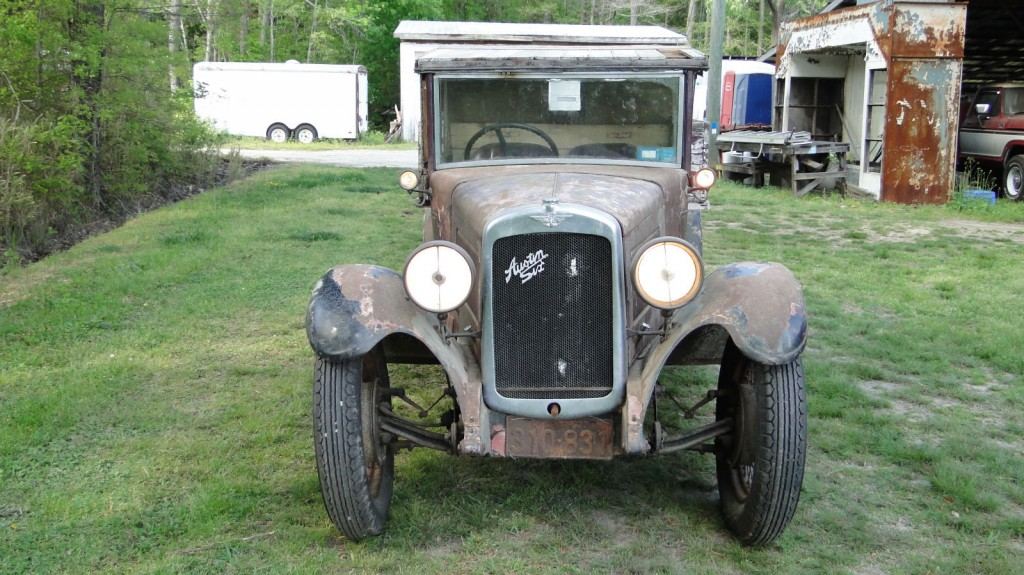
224;135;417;151
1;166;1022;574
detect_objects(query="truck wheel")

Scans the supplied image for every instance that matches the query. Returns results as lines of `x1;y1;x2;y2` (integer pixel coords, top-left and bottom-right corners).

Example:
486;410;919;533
266;123;290;143
295;124;318;144
313;349;394;540
1004;156;1024;201
714;342;806;546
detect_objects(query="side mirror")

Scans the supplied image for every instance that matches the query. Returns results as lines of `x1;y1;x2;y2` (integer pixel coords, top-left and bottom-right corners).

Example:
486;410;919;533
975;103;991;116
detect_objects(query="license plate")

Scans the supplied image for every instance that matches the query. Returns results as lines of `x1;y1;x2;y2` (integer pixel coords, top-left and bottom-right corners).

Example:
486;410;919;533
505;417;614;459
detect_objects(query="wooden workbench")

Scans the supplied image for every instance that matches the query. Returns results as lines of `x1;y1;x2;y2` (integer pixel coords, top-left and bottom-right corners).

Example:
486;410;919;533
715;131;850;196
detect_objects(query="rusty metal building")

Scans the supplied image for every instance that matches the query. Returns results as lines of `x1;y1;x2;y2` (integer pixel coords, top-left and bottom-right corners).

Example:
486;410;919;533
776;0;967;203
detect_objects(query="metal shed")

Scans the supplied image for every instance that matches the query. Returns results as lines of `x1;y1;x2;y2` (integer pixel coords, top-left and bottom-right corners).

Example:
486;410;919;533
394;20;689;142
776;0;967;203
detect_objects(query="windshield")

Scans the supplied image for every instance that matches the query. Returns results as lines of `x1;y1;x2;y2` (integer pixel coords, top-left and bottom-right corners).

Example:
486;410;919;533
435;75;682;166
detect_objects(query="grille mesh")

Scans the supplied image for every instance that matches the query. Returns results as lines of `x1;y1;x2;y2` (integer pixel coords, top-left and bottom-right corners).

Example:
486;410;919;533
491;232;613;399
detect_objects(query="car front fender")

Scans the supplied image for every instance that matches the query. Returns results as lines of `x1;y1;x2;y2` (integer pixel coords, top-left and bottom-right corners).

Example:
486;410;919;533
305;264;488;455
306;264;439;361
664;261;807;366
623;261;807;453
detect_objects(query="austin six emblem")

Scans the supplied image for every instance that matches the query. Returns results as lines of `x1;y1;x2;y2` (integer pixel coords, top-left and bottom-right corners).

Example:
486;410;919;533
504;250;548;284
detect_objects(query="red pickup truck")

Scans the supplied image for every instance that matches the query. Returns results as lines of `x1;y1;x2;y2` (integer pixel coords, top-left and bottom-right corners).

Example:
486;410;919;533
959;85;1024;201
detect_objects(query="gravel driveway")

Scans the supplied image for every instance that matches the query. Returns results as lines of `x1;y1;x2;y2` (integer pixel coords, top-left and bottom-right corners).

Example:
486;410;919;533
228;148;417;168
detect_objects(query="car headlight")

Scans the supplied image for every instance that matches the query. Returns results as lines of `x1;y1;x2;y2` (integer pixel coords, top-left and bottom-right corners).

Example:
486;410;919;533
398;170;419;191
633;238;703;310
403;241;474;313
693;168;716;189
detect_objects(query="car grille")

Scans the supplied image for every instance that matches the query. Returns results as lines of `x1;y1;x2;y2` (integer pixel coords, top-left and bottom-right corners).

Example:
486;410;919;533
491;232;613;399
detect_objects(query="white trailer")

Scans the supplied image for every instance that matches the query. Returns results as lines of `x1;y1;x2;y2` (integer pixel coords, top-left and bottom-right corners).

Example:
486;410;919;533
193;61;368;143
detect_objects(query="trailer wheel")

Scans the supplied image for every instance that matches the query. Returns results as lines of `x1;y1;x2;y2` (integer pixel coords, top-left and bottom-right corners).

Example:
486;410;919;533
267;123;290;143
295;124;318;144
1004;155;1024;201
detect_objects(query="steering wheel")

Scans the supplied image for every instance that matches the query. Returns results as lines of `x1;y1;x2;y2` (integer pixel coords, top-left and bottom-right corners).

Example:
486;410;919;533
463;123;559;160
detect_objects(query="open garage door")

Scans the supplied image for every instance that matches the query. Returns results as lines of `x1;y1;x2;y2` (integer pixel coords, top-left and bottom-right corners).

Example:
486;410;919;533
963;0;1024;86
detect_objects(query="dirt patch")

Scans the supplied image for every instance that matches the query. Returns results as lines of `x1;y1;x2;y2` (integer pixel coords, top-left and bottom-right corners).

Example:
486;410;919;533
888;516;913;534
859;380;930;423
421;536;464;558
860;380;903;396
858;378;1011;428
940;219;1024;243
847;218;1024;245
590;509;638;547
989;437;1023;453
872;226;932;244
714;221;765;235
969;366;1016;396
852;563;889;575
929;397;960;410
783;222;844;242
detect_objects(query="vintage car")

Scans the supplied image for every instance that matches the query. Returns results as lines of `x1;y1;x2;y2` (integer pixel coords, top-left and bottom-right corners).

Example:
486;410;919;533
306;46;808;546
959;84;1024;200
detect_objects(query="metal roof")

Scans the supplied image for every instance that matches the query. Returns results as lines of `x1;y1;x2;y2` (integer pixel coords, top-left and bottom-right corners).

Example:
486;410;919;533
415;46;706;73
194;62;365;73
394;20;689;45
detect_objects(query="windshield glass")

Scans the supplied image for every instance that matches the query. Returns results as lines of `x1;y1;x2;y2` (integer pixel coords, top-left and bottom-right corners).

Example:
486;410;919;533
435;75;681;166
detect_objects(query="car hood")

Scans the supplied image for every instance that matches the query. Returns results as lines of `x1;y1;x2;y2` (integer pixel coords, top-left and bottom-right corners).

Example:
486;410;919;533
429;165;686;264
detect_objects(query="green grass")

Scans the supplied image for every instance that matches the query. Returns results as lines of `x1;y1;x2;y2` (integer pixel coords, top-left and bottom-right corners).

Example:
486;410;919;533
224;134;417;151
2;167;1022;573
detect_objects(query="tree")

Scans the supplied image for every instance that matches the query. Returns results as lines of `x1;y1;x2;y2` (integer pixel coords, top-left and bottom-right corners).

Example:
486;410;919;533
169;0;182;90
0;0;218;261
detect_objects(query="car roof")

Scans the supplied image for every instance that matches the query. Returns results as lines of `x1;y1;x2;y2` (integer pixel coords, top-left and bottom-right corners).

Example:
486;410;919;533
415;46;707;74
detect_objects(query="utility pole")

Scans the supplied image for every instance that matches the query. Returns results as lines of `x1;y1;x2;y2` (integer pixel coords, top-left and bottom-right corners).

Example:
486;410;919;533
707;0;725;162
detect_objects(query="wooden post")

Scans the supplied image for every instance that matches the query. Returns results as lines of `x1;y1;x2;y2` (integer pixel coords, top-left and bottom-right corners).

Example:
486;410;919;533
707;0;725;156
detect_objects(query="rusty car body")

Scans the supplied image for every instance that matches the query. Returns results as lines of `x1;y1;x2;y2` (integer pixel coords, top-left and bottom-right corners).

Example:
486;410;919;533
306;45;809;546
959;84;1024;200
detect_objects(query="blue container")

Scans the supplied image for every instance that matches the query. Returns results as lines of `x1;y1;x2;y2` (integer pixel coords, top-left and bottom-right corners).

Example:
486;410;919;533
733;73;773;126
962;189;996;205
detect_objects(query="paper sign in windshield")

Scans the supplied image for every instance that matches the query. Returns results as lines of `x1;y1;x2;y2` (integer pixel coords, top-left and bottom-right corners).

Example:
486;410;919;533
548;80;582;112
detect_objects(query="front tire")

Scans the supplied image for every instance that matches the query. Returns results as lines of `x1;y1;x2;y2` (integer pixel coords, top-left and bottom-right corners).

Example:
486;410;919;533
1004;155;1023;201
313;350;393;540
715;342;806;546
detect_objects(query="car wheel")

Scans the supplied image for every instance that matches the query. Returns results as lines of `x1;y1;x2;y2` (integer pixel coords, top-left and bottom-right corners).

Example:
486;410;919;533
266;123;290;143
295;124;318;144
714;341;806;546
1004;155;1024;201
313;349;394;540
